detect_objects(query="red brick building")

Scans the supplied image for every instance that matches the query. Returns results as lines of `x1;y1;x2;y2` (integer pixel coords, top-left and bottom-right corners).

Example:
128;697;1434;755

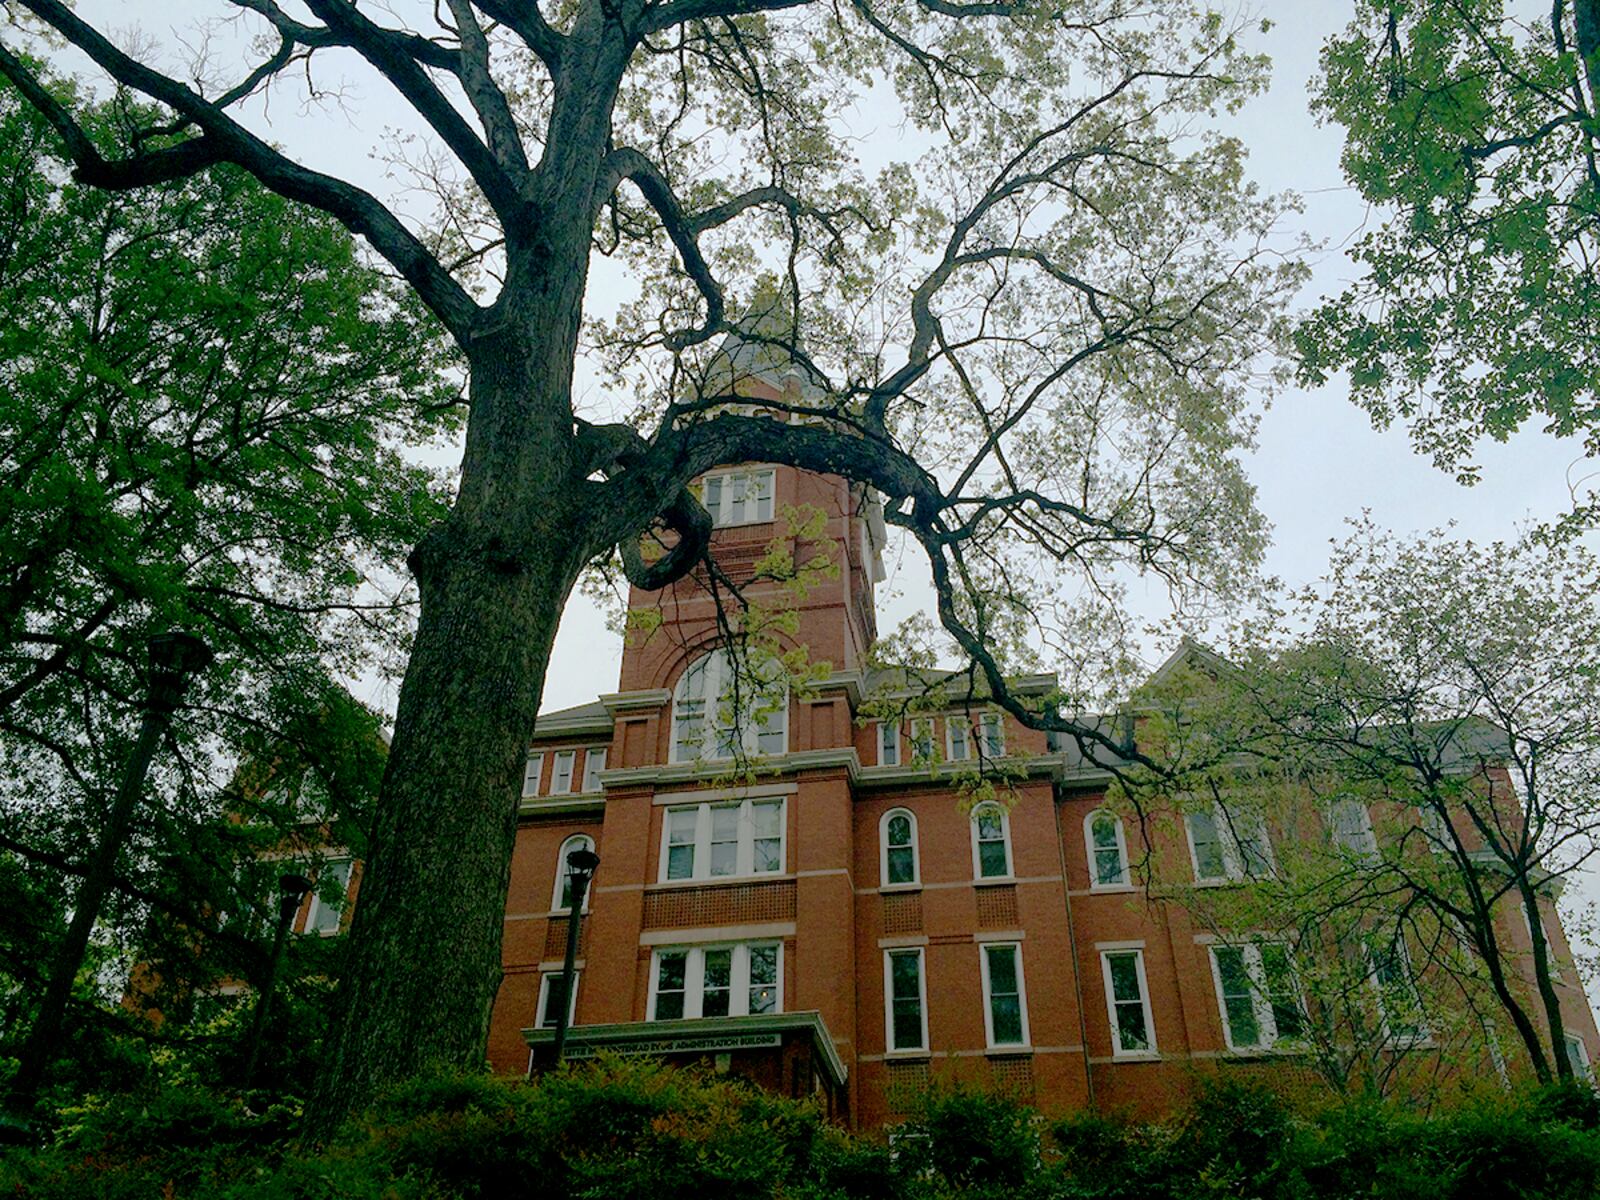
468;365;1600;1129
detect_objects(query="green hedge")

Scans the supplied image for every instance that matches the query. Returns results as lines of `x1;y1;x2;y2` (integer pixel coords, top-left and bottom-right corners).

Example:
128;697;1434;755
4;1062;1600;1199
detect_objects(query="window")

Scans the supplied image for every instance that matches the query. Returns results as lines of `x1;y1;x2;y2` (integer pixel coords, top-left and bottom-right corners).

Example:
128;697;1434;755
1209;944;1304;1051
551;750;576;795
537;971;579;1028
1100;949;1155;1056
701;467;775;526
1086;810;1129;888
581;747;607;793
305;859;353;936
947;718;970;762
1186;803;1273;883
884;948;928;1052
1328;798;1378;861
521;753;544;799
910;719;935;762
970;803;1013;880
552;834;596;912
1420;804;1452;852
1520;902;1565;981
1367;937;1429;1045
659;798;785;882
978;712;1005;757
1565;1032;1593;1083
671;648;788;762
880;808;919;887
878;721;901;767
649;943;781;1020
980;943;1029;1048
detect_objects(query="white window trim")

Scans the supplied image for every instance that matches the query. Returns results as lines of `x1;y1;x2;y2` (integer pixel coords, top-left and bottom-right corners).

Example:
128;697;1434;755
304;858;353;937
946;716;971;763
1084;809;1131;889
1565;1031;1593;1083
551;833;596;913
521;752;544;799
700;466;776;528
978;711;1005;758
979;942;1030;1050
581;746;608;794
657;797;787;884
909;718;936;763
646;942;784;1021
877;720;901;767
1520;901;1565;981
1328;798;1379;861
1100;948;1158;1059
550;749;576;795
883;947;929;1054
1185;803;1274;885
536;969;580;1028
669;649;790;763
969;802;1015;881
1207;943;1303;1053
1366;939;1431;1047
879;807;921;889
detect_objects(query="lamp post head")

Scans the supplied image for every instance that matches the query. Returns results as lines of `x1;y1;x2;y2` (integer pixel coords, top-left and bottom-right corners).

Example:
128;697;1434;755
146;632;214;713
565;848;600;884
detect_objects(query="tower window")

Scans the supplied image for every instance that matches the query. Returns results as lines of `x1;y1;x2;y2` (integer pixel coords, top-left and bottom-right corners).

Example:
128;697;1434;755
700;468;775;526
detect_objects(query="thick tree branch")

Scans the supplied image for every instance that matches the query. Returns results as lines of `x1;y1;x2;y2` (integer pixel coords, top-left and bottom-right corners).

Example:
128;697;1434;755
639;0;809;36
471;0;567;67
444;0;530;177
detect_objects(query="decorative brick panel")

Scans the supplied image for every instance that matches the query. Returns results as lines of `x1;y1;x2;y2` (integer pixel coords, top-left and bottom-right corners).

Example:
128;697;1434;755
641;879;797;929
882;891;923;934
990;1056;1034;1098
976;884;1019;928
885;1060;931;1114
543;917;585;960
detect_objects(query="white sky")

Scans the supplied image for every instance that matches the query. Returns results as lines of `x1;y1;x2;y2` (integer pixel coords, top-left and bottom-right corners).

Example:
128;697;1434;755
61;2;1600;1009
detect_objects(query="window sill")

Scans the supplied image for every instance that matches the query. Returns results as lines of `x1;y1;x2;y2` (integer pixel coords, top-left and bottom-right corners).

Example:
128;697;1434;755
1088;883;1137;894
884;1049;932;1061
973;876;1016;887
1110;1051;1161;1062
985;1045;1032;1058
879;883;923;894
648;873;793;891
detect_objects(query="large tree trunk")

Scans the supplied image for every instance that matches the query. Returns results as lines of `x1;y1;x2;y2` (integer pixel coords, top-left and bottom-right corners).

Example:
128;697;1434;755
309;307;594;1126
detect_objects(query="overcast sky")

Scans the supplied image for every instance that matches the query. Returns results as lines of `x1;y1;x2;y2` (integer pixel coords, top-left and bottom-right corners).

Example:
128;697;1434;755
61;2;1600;1003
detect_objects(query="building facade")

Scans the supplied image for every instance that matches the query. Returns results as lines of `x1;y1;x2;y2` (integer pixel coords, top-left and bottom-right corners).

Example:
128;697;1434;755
459;372;1600;1129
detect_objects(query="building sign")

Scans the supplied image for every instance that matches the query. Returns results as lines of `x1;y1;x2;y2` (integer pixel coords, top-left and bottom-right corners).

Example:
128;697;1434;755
565;1032;782;1059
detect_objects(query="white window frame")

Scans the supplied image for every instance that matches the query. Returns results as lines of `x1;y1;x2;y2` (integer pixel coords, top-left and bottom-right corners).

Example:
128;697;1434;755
657;797;787;883
536;969;580;1029
1100;948;1157;1058
979;942;1030;1049
1520;900;1565;981
700;466;776;527
1565;1031;1593;1083
1328;798;1379;861
978;712;1005;758
946;717;971;762
646;942;784;1021
877;720;901;767
883;947;929;1054
1420;804;1452;853
909;718;936;763
670;649;789;763
1185;802;1274;884
1366;938;1430;1046
1085;809;1130;889
304;857;353;937
550;749;576;795
551;833;597;913
880;807;921;889
521;752;544;799
1207;943;1305;1053
969;802;1014;881
581;746;608;793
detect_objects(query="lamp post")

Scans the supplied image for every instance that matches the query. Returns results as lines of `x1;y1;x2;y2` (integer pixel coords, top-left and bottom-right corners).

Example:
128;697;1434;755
3;632;212;1133
241;872;313;1089
550;848;599;1066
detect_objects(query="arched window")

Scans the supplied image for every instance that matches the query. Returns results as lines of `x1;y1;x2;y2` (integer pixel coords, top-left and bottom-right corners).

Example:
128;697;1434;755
970;803;1013;880
1085;809;1129;888
552;834;596;912
880;808;920;887
670;648;788;762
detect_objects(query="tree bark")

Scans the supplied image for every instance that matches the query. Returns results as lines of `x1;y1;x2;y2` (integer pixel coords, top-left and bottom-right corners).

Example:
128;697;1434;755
1519;879;1574;1082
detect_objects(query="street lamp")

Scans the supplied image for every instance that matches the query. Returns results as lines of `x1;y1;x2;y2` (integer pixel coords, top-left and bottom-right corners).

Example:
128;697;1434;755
550;848;599;1065
241;872;313;1089
3;631;212;1134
